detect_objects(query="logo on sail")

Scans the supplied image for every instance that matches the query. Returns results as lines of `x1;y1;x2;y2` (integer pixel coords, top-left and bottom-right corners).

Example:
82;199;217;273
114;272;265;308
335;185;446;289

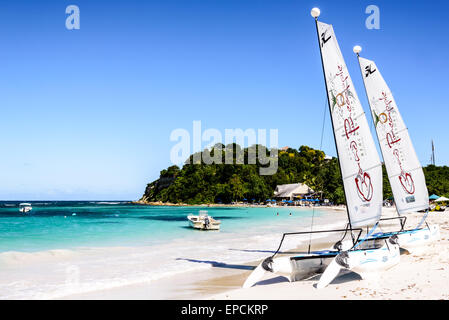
365;64;377;77
321;30;332;47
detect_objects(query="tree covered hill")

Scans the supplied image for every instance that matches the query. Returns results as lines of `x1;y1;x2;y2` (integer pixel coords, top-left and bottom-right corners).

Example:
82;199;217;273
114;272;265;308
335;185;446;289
140;144;449;205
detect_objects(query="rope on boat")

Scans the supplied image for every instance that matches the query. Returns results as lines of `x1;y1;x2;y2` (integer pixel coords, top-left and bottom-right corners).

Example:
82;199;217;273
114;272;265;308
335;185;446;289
352;222;379;250
307;98;328;254
414;210;430;231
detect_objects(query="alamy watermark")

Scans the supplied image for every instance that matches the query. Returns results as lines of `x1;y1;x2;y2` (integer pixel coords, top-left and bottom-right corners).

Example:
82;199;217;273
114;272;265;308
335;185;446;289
66;5;80;30
170;121;279;175
366;5;380;30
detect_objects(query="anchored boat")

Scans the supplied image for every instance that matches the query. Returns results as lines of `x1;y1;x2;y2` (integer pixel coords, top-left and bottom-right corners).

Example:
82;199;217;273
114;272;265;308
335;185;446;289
187;210;221;230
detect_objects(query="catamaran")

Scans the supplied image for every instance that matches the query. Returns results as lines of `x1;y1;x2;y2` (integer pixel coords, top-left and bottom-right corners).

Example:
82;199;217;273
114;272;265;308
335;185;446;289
352;46;440;254
243;8;400;289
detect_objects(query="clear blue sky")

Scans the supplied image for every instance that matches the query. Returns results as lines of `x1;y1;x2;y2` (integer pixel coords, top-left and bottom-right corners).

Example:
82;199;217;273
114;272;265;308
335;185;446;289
0;0;448;200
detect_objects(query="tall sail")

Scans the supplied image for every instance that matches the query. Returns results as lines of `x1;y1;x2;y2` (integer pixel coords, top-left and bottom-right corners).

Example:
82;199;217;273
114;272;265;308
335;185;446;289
316;21;383;227
358;56;429;214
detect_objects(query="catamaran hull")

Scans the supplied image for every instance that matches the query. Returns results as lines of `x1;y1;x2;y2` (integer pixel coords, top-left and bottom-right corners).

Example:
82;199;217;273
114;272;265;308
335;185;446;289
244;238;400;289
242;252;338;288
242;240;354;288
269;253;340;281
360;225;440;254
396;224;440;254
348;242;400;279
317;237;400;288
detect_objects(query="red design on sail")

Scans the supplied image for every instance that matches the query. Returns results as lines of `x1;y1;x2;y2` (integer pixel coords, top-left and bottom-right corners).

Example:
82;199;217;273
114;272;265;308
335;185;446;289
399;173;415;195
355;172;374;202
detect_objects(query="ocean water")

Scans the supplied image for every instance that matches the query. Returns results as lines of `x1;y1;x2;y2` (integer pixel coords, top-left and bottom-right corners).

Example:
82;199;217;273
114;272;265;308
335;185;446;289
0;201;340;299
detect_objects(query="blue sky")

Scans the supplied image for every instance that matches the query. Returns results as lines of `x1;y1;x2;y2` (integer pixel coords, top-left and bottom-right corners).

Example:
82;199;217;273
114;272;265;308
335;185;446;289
0;0;448;200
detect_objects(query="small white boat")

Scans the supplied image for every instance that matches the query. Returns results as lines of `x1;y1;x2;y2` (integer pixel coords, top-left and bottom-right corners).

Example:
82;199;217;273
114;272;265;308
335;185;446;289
19;203;32;213
187;211;221;230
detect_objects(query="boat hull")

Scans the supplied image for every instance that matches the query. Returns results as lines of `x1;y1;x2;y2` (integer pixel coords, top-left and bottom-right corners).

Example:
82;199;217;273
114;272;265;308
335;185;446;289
187;216;220;230
396;224;440;254
244;237;400;288
316;237;400;288
347;240;400;278
363;224;440;254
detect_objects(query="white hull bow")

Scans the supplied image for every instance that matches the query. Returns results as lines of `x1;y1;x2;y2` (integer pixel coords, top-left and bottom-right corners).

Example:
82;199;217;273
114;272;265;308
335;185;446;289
317;236;400;289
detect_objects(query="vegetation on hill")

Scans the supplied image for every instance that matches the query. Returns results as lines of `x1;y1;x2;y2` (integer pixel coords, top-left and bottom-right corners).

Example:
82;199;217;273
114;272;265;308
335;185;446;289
140;144;449;205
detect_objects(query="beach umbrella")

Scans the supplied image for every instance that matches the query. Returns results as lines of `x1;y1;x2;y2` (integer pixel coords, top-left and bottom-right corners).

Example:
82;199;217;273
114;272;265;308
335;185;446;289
435;196;449;202
429;194;440;200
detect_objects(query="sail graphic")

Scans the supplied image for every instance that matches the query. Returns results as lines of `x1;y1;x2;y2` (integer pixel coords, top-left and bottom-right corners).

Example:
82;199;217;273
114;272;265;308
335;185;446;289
316;22;383;227
358;56;429;214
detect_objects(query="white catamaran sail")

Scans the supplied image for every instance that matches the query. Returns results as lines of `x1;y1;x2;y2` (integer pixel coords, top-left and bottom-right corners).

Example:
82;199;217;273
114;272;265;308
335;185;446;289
316;21;383;227
355;50;440;253
357;56;428;214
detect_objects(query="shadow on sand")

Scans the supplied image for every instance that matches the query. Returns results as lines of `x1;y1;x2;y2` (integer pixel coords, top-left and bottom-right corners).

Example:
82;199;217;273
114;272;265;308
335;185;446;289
310;271;363;288
176;258;255;271
228;248;307;255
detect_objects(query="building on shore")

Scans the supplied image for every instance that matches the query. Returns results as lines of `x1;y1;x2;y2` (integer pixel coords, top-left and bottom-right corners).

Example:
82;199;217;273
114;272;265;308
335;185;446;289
273;183;314;201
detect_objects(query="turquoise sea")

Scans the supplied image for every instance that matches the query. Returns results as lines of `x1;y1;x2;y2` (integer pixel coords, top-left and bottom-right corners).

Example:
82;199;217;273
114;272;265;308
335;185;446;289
0;201;326;252
0;201;334;299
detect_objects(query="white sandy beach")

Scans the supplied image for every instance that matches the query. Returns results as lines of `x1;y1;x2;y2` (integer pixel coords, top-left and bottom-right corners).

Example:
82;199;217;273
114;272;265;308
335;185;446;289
55;207;449;300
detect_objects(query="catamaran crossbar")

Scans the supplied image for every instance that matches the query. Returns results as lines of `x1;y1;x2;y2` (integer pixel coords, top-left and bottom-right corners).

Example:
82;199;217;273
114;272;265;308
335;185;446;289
271;226;363;258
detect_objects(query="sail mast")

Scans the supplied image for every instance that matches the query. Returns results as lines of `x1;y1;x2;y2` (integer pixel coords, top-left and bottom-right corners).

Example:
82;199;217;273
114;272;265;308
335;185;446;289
312;9;353;230
431;140;435;165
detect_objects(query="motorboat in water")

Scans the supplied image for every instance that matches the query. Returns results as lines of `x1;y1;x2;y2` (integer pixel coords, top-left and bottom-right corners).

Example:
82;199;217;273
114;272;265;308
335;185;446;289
19;203;32;213
187;211;221;230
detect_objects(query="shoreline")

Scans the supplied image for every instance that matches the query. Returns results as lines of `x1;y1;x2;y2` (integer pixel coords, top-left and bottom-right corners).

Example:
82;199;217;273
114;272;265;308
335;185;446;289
133;200;348;210
60;208;448;300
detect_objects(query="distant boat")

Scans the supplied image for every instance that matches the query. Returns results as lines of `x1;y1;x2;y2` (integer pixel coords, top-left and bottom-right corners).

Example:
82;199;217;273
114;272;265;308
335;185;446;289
19;203;32;213
187;211;221;230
